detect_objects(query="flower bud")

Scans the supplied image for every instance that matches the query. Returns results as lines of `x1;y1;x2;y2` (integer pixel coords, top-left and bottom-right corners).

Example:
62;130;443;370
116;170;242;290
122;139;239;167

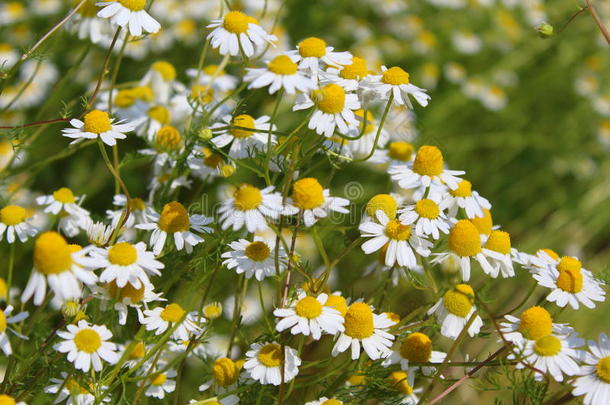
536;23;554;38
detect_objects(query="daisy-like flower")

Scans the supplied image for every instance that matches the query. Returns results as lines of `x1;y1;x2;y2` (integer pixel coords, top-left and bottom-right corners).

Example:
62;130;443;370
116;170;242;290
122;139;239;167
217;184;283;233
0;305;28;355
389;145;464;194
0;395;25;405
432;220;495;281
198;357;241;395
383;332;446;376
288;36;352;72
0;204;38;243
332;302;395;360
82;241;164;289
144;367;177;399
499;306;570;345
364;66;430;108
68;0;109;45
245;54;315;95
572;333;610;405
99;280;163;325
283;177;350;227
399;194;450;240
360;211;432;269
141;303;203;340
481;230;516;278
45;371;109;404
243;342;301;385
427;284;483;340
222;237;287;281
36;186;89;217
62;109;134;146
533;256;605;309
322;56;371;92
293;83;360;137
211;114;275;159
21;232;97;305
106;195;149;229
442;179;491;219
305;398;344;405
207;10;276;57
187;64;238;92
54;320;119;372
519;332;583;382
388;371;421;405
274;292;345;340
96;0;160;36
136;201;213;255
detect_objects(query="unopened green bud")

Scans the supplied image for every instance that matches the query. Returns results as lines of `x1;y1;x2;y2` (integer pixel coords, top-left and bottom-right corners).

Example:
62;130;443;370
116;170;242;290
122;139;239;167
536;23;554;38
198;128;213;141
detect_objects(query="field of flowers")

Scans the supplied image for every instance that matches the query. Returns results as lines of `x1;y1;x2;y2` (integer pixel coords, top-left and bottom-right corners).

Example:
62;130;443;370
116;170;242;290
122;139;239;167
0;0;609;404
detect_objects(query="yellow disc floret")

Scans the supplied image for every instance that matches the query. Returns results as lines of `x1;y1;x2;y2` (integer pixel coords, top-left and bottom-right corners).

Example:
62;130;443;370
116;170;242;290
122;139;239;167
519;306;553;340
267;55;298;75
533;335;562;356
106;280;145;303
151;373;167;386
233;184;263;211
596;356;610;383
147;106;171;124
344;302;374;339
321;399;343;405
0;395;17;405
388;371;413;395
470;209;493;235
415;199;440;219
0;205;26;225
298;37;327;58
53;187;76;204
449;220;481;257
0;311;6;333
557;256;582;273
339;57;368;80
34;231;73;275
295;296;322;319
213;357;239;387
382;67;410;85
160;303;185;323
556;258;583;293
485;230;511;255
450;180;472;197
156;126;182;151
385;219;412;241
412;145;443;177
83;110;112;134
292;178;325;210
366;194;397;219
151;61;176;81
325;294;347;316
388;141;414;162
74;329;102;353
245;241;271;262
539;248;559;261
257;343;282;367
223;11;257;34
230;114;256;138
443;284;475;317
119;0;146;11
399;332;432;363
76;0;99;18
158;202;190;233
312;84;346;115
107;242;138;266
191;85;214;103
203;302;223;320
114;89;136;108
129;342;146;359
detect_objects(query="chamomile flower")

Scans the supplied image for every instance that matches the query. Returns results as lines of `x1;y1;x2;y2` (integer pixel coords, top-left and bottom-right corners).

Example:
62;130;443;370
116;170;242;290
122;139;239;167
207;11;276;57
187;147;227;182
283;177;350;227
322;56;371;92
21;232;97;305
499;306;567;345
533;256;605;309
288;36;352;72
96;0;161;36
383;332;446;376
62;109;134;146
0;305;28;355
364;66;430;108
274;292;345;340
305;398;344;405
399;194;450;240
140;61;179;105
332;302;395;360
243;342;301;385
68;0;109;45
54;320;119;372
293;83;360;137
442;179;491;219
187;64;238;92
432;220;495;281
389;145;464;194
136;201;213;255
359;211;432;269
245;54;315;95
36;187;89;217
198;357;240;394
217;184;283;233
481;230;516;278
520;333;583;382
427;284;483;340
141;303;203;340
222;237;287;281
144;368;177;399
44;372;108;404
388;371;421;405
98;280;163;325
0;395;25;405
0;204;38;243
106;195;149;229
572;333;610;405
370;140;414;166
211;114;275;159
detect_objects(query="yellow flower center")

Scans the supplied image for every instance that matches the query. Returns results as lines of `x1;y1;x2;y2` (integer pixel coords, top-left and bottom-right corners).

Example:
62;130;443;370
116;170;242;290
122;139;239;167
0;311;6;333
347;372;365;386
312;84;346;115
191;85;214;104
267;55;298;75
415;199;440;219
0;205;26;226
107;242;138;266
203;303;223;319
155;126;182;151
325;295;347;316
596;357;610;383
119;0;146;11
257;343;282;367
556;266;583;294
298;37;327;58
128;197;146;211
233;184;263;211
160;303;185;323
385;219;412;241
245;241;271;262
339;57;368;80
485;230;511;255
203;64;224;76
213;357;239;387
230;114;256;138
449;220;481;257
114;89;136;108
292;178;325;210
387;141;414;162
399;332;432;363
519;306;553;340
443;284;475;317
83;110;112;134
64;377;88;394
133;86;154;102
223;11;257;34
382;67;410;85
74;329;102;353
344;302;374;339
295;296;323;319
204;153;223;169
76;0;99;17
388;371;413;395
0;278;7;301
151;61;176;81
0;395;17;405
557;256;581;273
533;335;562;357
34;232;73;275
129;342;146;359
366;194;397;219
412;145;443;177
321;399;342;405
106;281;145;303
470;209;493;235
151;373;167;386
53;187;76;204
158;201;190;233
539;248;559;261
450;180;472;197
147;106;171;124
385;312;400;323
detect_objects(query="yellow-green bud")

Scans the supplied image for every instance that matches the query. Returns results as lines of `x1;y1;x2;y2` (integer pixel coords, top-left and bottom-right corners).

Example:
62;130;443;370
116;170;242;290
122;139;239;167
536;23;554;38
198;128;213;141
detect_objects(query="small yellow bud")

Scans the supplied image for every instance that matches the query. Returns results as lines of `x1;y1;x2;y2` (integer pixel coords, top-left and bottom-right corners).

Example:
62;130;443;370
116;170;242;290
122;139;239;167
198;128;213;141
536;23;554;38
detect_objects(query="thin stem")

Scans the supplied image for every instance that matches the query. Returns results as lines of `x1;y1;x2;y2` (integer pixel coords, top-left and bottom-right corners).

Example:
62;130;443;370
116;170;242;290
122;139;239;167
585;0;610;45
6;243;15;306
85;28;123;114
351;95;393;163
